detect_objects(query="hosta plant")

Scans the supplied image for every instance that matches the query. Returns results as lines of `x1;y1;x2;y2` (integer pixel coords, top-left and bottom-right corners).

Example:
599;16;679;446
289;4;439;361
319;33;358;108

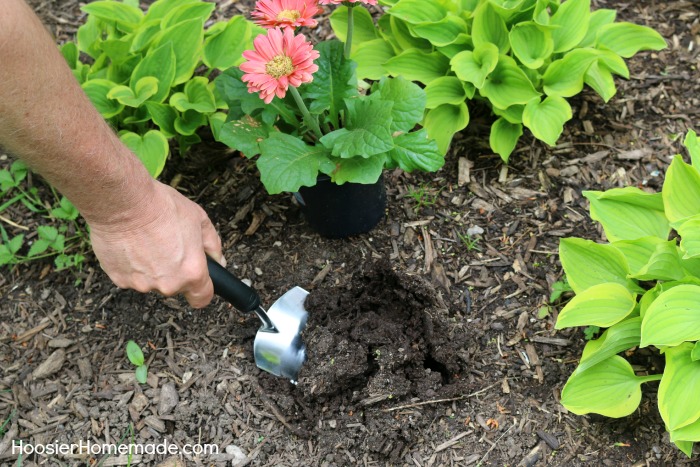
338;0;667;160
556;130;700;457
66;0;261;177
215;0;442;194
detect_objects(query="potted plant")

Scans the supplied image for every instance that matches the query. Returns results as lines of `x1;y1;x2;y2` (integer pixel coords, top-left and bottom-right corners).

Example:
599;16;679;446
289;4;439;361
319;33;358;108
215;0;443;238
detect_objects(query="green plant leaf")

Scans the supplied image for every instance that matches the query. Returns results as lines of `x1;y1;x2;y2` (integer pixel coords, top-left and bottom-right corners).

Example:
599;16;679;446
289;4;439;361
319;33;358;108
561;355;650;418
387;129;443;172
425;76;469;109
81;79;124;119
584;61;617;102
161;2;214;29
489;118;523;163
51;197;79;221
555;282;636;329
372;77;426;133
330;6;379;54
119;130;170;177
471;2;510;53
320;98;394;158
126;340;145;366
509;21;554;69
7;234;24;255
169;77;216;113
135;365;148;384
641;285;700;347
108;77;159;108
612;237;666;276
577;8;616;48
145;0;199;21
671;418;700;444
685;130;700;168
351;39;396;81
559;237;632;294
174;109;207;136
693;342;700;362
663;155;700;227
423;103;469;155
678;215;700;259
60;42;79;69
575;317;642;373
81;1;144;33
596;22;667;58
331;154;386;185
218;116;272;157
481;56;540;109
144;102;178;137
130;42;176;104
412;14;469;47
450;42;499;89
204;16;259;70
550;0;590;53
388;0;449;24
659;343;700;431
542;48;600;97
522;95;572;146
493;104;524;124
130;19;161;53
152;18;204;85
583;188;669;242
100;37;133;63
258;133;334;194
386;15;433;52
630;240;684;281
385;49;451;85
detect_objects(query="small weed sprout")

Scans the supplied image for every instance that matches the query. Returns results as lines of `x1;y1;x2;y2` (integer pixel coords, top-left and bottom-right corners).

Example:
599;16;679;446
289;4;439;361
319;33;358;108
457;232;481;251
126;340;148;384
404;184;439;212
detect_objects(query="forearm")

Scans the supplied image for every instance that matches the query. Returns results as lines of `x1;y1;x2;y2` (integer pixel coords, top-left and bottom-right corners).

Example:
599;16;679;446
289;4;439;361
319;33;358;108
0;0;154;226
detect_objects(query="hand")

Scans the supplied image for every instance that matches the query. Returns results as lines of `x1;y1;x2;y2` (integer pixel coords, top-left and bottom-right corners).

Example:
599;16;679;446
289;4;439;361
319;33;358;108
87;180;225;308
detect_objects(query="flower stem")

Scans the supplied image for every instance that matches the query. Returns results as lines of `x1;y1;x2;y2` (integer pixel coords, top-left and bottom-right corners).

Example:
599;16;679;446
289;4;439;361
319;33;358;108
289;86;323;140
345;4;355;59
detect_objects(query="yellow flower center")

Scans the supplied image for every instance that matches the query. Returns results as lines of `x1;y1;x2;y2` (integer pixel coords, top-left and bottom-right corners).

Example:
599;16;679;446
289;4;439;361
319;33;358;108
266;55;294;79
277;9;301;21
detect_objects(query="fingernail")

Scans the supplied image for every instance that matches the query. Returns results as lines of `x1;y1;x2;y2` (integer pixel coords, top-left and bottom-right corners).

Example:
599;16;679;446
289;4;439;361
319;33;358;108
219;255;227;268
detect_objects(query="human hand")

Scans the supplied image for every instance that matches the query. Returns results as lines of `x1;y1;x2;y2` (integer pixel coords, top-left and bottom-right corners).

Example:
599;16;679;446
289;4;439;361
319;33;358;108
87;180;225;308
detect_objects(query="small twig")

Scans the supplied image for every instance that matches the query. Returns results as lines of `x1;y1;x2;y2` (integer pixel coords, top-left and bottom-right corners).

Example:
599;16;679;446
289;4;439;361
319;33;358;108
477;424;514;466
381;381;500;413
0;213;29;230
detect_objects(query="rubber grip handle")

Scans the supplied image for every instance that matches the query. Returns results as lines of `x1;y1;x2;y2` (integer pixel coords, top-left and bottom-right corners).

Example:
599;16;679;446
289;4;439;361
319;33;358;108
207;256;261;313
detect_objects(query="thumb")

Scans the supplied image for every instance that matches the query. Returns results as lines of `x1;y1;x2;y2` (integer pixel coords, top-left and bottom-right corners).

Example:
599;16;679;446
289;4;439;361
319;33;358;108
201;216;225;267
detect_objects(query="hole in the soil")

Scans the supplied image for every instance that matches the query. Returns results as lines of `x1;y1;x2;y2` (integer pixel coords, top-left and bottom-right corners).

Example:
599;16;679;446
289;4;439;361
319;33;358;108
423;355;451;385
365;348;380;377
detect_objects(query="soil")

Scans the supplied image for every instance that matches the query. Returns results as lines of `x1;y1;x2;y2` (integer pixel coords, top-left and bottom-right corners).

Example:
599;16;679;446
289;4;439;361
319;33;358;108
1;0;700;466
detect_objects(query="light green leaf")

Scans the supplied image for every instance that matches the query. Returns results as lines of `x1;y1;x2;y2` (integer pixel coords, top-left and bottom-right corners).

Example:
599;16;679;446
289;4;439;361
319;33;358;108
488;0;526;20
174;109;207;136
217;116;272;157
471;2;510;53
612;237;666;276
387;129;443;172
135;365;148;384
161;2;214;29
673;440;694;458
423;103;469;155
108;77;159;108
203;16;257;70
7;234;24;255
169;77;216;113
509;21;554;69
152;18;204;85
144;102;178;137
630;240;684;281
555;283;636;329
412;15;469;47
331;155;386;185
693;342;700;362
575;317;642;373
450;42;499;89
145;0;199;21
678;215;700;259
258;133;334;194
559;237;631;294
100;37;133;63
126;340;145;366
351;39;396;81
388;0;449;24
130;42;176;104
385;49;451;85
685;130;700;168
372;77;426;133
662;155;700;227
320;98;394;159
119;130;170;177
671;418;700;444
583;188;669;242
550;0;590;53
641;285;700;347
386;15;433;52
81;79;124;118
577;9;616;48
330;6;379;54
81;1;143;33
60;42;79;69
481;55;540;109
425;76;469;109
596;22;667;58
543;48;600;97
522;95;571;146
130;20;161;53
493;104;524;124
659;343;700;431
584;61;617;102
51;197;79;221
561;355;654;418
489;118;523;163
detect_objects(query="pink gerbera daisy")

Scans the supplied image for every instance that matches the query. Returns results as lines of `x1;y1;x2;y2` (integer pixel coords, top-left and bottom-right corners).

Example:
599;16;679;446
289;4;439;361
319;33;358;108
240;27;320;104
251;0;321;29
319;0;377;4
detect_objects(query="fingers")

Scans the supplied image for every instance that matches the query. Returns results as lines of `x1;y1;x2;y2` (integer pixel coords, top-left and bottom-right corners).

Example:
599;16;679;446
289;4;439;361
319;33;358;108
200;213;225;267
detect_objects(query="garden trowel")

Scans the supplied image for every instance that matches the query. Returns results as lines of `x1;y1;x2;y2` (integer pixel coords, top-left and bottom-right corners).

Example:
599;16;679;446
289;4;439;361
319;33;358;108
206;257;308;383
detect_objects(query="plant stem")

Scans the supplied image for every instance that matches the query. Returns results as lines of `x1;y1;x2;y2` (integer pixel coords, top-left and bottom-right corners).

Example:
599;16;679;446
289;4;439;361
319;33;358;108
638;374;663;383
345;4;355;59
288;86;323;140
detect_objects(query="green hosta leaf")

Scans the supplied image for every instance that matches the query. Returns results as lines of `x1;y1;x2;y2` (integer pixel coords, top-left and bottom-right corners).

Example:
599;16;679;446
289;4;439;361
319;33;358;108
425;77;469;109
561;355;652;418
659;343;700;431
412;15;469;47
144;102;178;137
388;0;449;24
218;116;272;157
490;118;523;163
100;37;133;63
578;9;616;48
81;1;143;33
130;42;176;104
169;77;216;113
77;15;102;59
51;197;79;221
584;61;617;102
174;109;207;136
471;2;509;53
161;2;214;29
331;154;386;185
152;18;204;85
107;55;140;85
131;20;161;53
135;365;148;384
60;42;79;69
108;77;159;108
576;317;642;373
550;0;590;53
663;155;700;227
145;0;199;21
352;39;395;80
678;215;700;259
671;418;700;445
685;130;700;168
522;95;571;146
693;342;700;362
450;42;499;89
258;133;334;194
509;21;554;69
424;103;469;155
596;22;667;58
203;16;258;70
385;49;451;85
489;0;526;20
641;285;700;347
387;130;443;172
119;130;170;177
372;77;426;133
630;240;684;281
543;48;600;97
597;50;630;78
304;40;358;128
330;6;379;54
559;238;631;294
493;104;524;124
320;99;394;159
81;79;124;118
481;56;540;109
126;340;145;366
582;188;669;242
612;237;666;276
555;283;636;329
638;285;661;319
387;15;433;52
673;440;694;458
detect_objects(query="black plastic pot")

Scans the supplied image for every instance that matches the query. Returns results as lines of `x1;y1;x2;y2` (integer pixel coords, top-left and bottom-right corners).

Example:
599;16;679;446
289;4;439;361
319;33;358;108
294;174;386;238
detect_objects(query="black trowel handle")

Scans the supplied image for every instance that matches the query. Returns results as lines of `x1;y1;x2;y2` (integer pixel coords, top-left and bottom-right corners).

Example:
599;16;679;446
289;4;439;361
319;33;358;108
206;256;261;313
